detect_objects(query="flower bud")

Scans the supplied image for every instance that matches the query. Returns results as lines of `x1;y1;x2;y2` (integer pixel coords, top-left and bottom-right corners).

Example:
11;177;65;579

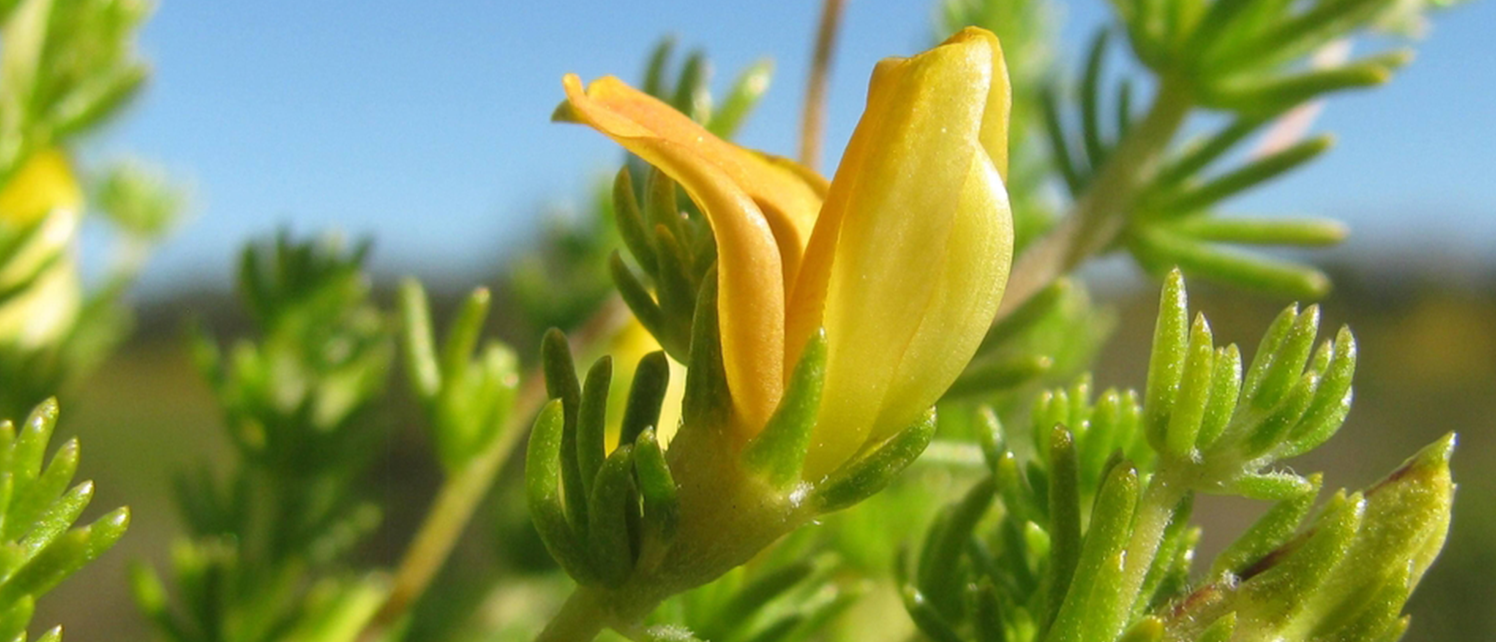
791;27;1013;476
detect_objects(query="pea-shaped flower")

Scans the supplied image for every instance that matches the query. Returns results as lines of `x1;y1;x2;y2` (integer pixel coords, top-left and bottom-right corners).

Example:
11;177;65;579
0;149;83;349
563;27;1013;478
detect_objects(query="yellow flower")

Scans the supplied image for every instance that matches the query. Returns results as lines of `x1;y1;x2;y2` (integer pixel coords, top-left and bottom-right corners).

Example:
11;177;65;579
0;149;83;349
563;27;1014;477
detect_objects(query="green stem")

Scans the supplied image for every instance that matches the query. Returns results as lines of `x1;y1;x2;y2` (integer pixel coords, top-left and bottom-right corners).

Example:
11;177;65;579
1116;471;1188;625
995;77;1194;321
357;297;630;642
536;589;613;642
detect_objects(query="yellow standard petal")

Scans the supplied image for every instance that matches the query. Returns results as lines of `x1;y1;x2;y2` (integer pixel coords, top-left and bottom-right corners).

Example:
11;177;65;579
793;28;1015;477
561;75;822;434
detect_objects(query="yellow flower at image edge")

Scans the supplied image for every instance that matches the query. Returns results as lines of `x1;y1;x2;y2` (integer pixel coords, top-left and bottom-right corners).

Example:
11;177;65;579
0;149;84;349
562;27;1014;478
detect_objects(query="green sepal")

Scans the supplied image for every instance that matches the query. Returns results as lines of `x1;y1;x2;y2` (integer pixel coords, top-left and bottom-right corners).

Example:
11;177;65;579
682;270;731;427
813;409;937;512
524;400;594;583
1045;463;1140;642
742;329;827;487
633;429;679;543
576;357;613;500
620;351;672;449
587;445;637;587
1211;474;1322;577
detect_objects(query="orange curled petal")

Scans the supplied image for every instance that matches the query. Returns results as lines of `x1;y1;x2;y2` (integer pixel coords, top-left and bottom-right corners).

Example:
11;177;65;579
562;74;786;434
567;75;824;290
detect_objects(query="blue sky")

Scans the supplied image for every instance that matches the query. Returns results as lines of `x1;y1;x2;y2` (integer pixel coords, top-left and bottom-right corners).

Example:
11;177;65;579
87;0;1496;294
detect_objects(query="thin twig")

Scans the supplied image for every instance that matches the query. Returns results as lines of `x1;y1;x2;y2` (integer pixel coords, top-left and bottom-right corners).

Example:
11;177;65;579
799;0;847;170
358;296;631;642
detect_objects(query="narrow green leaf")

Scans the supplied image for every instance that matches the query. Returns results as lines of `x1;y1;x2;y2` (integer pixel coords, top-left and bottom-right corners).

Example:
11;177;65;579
576;357;613;499
620;351;672;449
5;439;78;543
1152;118;1265;190
1117;616;1163;642
541;329;589;534
707;559;817;638
902;586;965;642
642;37;676;98
1045;425;1082;629
671;50;711;122
1163;136;1333;214
0;507;129;605
19;481;93;561
947;355;1053;398
708;59;773;139
439;287;491;383
919;478;997;618
1081;29;1113;170
525;400;593;582
587;445;636;587
613;166;658;276
1207;52;1410;116
1172;216;1347;246
634;428;679;543
1042;87;1085;194
1044;463;1140;642
14;399;58;485
1197;613;1237;642
1253;305;1321;410
397;278;442;403
610;252;673;355
1144;269;1190;453
1212;474;1321;577
1197;345;1242;450
1279;327;1356;458
1132;228;1331;299
1164;314;1216;460
1229;471;1317;501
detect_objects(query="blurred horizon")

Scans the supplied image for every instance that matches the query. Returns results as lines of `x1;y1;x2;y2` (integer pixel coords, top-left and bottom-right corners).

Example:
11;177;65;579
73;0;1496;298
